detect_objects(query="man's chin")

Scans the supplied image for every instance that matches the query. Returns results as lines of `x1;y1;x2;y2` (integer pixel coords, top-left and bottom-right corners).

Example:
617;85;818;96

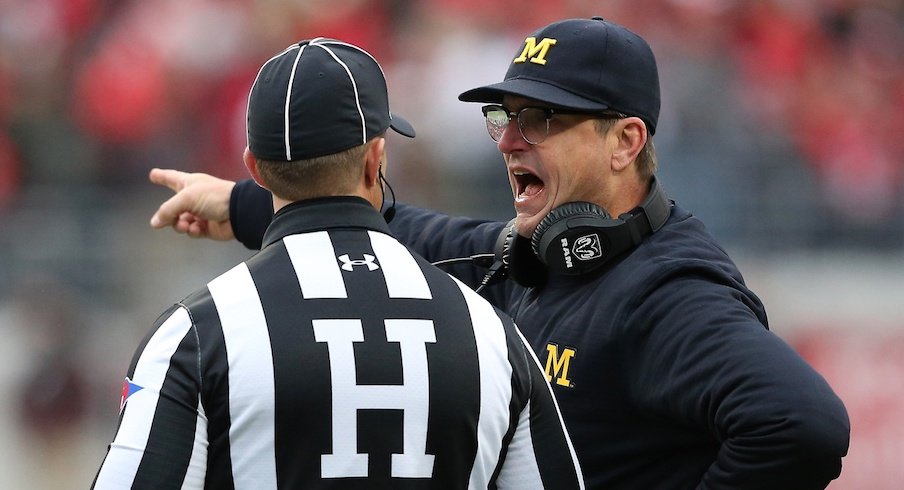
513;214;541;239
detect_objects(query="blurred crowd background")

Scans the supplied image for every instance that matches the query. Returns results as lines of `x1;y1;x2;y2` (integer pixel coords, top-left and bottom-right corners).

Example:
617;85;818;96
0;0;902;488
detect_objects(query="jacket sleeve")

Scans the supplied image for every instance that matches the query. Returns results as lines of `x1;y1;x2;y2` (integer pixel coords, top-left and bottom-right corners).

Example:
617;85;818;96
389;203;509;291
92;305;207;490
622;270;850;489
230;178;273;250
226;181;517;299
225;182;509;263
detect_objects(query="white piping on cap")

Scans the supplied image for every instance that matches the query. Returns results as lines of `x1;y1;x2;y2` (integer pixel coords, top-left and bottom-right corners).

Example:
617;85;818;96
246;44;300;159
284;44;306;161
312;38;367;145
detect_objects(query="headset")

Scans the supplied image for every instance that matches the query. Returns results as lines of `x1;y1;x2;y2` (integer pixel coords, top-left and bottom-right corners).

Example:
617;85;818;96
434;176;671;292
379;165;397;223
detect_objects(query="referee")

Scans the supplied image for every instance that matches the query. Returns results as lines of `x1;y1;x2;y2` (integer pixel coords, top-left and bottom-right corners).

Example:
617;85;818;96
92;38;583;489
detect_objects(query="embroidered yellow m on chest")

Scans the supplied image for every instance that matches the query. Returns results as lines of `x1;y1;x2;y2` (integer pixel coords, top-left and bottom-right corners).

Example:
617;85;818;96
544;343;576;388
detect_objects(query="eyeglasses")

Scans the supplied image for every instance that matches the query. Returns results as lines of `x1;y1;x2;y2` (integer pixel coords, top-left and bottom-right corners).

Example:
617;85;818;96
481;105;627;145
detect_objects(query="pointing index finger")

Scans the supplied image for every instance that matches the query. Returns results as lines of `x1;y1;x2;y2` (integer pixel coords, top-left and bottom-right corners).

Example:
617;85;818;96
149;168;188;192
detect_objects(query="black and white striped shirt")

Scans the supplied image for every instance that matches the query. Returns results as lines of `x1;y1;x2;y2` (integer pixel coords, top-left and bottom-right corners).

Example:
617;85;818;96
93;197;583;489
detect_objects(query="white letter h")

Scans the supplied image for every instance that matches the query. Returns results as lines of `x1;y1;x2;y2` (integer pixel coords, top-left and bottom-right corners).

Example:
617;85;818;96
313;319;437;478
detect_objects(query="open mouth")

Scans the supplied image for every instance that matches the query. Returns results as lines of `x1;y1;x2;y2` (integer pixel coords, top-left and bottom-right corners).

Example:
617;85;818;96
513;169;544;200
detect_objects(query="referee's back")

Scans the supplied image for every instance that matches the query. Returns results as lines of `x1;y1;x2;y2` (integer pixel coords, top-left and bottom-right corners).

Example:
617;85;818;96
92;38;583;489
95;203;583;489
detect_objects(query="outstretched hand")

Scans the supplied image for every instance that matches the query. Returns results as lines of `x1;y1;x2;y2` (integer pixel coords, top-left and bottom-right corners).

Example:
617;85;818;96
149;168;237;241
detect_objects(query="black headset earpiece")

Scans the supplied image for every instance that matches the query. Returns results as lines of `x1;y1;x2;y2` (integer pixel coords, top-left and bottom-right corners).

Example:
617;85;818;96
501;225;548;288
531;202;614;276
477;219;547;291
499;176;671;287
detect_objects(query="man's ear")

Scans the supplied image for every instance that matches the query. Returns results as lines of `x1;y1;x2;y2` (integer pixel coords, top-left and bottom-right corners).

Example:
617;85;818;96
243;147;268;189
363;137;386;188
611;118;647;172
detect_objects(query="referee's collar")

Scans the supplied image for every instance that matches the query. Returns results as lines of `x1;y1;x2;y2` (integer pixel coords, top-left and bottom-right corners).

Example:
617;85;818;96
261;196;392;248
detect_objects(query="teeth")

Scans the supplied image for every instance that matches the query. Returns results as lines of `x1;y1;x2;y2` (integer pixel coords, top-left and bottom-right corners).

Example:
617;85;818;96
513;170;529;176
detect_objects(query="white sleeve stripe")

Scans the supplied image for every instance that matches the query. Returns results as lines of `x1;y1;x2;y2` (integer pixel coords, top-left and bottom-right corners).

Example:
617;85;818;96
454;279;513;489
93;307;195;489
368;231;432;299
514;326;585;489
208;263;277;490
181;400;209;489
494;401;543;488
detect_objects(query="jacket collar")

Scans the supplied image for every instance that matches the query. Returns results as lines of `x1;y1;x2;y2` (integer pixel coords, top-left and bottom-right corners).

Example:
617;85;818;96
261;196;391;248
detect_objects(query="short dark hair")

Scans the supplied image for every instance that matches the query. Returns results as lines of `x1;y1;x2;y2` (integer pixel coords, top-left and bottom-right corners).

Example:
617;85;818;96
256;142;369;202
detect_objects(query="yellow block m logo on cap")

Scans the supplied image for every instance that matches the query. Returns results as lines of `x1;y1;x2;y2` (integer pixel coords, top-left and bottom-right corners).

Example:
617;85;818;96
514;37;557;66
544;343;576;388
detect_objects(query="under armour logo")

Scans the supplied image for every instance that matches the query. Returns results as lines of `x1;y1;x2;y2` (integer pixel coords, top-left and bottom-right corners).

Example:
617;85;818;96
338;254;380;271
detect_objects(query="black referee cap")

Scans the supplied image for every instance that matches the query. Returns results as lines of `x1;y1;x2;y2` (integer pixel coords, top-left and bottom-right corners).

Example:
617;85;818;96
247;38;415;161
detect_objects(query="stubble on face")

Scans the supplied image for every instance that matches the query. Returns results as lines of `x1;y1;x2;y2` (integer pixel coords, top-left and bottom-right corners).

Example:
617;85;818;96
505;115;612;238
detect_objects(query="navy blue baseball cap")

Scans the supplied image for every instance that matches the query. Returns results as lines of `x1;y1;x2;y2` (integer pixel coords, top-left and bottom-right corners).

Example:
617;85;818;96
459;17;660;134
247;38;415;161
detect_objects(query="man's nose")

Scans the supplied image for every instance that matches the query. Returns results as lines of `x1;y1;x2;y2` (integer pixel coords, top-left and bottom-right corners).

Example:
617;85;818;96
497;119;529;153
